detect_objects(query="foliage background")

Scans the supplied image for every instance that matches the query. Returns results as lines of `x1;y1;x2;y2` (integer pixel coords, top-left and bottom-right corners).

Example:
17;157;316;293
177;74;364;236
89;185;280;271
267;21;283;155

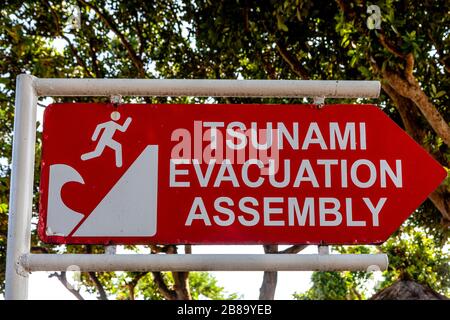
0;0;449;299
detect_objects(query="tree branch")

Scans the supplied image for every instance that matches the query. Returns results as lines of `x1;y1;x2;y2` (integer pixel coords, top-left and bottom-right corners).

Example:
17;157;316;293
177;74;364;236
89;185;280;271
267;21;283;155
351;286;363;300
60;34;95;77
87;37;102;78
335;0;356;20
335;0;369;36
133;10;146;57
382;67;450;148
260;19;309;80
168;1;185;42
275;42;310;79
259;245;278;300
427;29;450;73
126;272;147;300
41;0;94;77
77;0;145;77
279;245;308;254
338;2;450;147
150;244;177;254
50;272;85;300
84;245;108;300
378;32;406;59
336;0;407;61
41;0;61;36
152;272;177;300
404;53;415;85
381;83;427;146
428;185;450;223
258;50;278;79
88;272;108;300
149;245;191;300
336;0;450;223
383;83;450;222
173;271;191;300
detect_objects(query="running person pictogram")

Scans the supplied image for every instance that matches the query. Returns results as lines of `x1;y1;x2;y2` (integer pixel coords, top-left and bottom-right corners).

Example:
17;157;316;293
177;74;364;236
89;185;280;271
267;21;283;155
81;111;132;167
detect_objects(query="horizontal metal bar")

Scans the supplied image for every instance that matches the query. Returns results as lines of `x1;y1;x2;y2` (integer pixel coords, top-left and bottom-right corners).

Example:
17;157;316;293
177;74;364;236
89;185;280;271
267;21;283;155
21;253;388;272
33;78;380;98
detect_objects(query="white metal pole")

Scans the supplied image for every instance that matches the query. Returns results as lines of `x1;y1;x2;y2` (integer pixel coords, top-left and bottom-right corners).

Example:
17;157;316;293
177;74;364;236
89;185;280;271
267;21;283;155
21;253;388;272
35;79;381;98
5;75;37;300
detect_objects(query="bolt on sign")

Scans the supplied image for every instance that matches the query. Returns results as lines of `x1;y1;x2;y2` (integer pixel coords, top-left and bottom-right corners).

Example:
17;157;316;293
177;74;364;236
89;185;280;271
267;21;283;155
38;104;447;245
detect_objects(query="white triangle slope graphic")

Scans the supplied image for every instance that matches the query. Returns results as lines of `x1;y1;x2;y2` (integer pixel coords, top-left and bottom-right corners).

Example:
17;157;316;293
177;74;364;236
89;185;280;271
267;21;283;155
73;145;158;237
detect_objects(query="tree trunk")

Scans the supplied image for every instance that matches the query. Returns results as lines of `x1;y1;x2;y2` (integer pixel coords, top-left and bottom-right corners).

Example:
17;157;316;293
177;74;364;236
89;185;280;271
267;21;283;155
174;271;192;300
259;270;278;300
259;245;278;300
150;245;192;300
383;68;450;148
258;245;309;300
382;84;450;223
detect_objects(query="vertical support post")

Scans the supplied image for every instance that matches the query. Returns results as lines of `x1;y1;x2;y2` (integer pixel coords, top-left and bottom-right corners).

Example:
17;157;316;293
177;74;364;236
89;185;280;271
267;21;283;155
5;74;37;299
105;245;117;255
318;245;330;255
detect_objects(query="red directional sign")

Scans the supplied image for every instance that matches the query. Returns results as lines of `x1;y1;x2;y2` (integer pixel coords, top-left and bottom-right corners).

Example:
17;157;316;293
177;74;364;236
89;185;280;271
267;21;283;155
38;103;447;245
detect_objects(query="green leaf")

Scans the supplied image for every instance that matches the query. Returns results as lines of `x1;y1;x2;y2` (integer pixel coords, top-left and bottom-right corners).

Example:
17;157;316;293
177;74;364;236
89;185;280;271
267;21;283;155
276;15;289;32
350;55;358;67
296;8;302;22
435;91;445;98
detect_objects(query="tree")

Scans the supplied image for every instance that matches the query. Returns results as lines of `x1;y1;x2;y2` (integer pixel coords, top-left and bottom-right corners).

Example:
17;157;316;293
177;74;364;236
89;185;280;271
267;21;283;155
294;215;449;299
370;281;449;300
293;272;364;300
184;0;449;299
293;246;377;300
0;0;237;300
1;0;449;299
378;216;450;296
54;269;239;300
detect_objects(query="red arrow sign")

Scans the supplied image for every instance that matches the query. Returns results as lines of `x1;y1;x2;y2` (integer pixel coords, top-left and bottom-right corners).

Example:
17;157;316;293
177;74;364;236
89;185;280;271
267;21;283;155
38;103;446;245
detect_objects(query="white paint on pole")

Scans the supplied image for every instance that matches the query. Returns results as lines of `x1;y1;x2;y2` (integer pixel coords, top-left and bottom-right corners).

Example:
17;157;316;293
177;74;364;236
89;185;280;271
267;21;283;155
35;79;381;98
5;74;37;300
20;253;389;272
